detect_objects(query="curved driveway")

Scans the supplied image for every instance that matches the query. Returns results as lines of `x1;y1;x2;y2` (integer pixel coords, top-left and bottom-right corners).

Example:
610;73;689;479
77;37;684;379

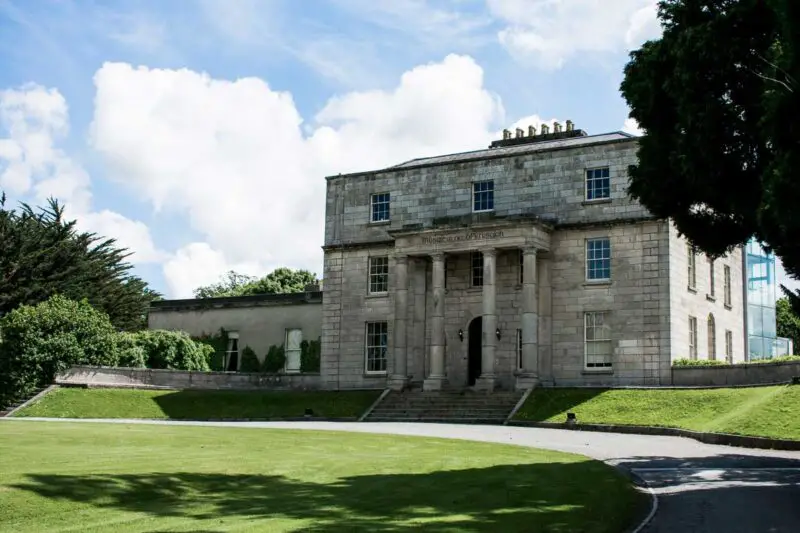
10;418;800;532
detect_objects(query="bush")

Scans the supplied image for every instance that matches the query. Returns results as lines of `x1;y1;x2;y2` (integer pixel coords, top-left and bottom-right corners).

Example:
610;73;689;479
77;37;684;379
672;358;727;367
240;346;261;373
193;329;229;371
746;355;800;365
117;332;147;368
133;330;212;371
0;295;119;404
263;344;286;373
301;338;321;373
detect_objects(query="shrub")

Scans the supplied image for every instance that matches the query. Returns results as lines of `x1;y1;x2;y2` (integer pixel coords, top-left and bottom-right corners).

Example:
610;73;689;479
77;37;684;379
193;329;229;371
263;344;286;373
0;295;119;404
240;346;261;373
301;338;321;373
746;355;800;365
117;332;147;368
133;330;212;371
672;358;727;367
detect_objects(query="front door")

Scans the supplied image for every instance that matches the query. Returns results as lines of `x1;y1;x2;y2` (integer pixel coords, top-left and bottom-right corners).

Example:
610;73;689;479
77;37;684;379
468;317;482;386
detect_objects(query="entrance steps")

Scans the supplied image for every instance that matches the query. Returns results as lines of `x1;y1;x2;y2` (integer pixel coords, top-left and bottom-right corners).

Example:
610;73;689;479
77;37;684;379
365;389;523;424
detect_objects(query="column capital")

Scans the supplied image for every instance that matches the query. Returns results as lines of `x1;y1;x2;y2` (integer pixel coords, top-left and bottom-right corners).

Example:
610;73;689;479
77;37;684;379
479;247;497;258
521;246;538;257
430;252;446;262
392;253;409;265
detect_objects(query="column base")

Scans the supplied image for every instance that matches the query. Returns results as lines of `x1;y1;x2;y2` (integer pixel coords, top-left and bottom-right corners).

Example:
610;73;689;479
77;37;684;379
473;375;496;392
388;374;410;391
515;372;540;391
422;376;446;391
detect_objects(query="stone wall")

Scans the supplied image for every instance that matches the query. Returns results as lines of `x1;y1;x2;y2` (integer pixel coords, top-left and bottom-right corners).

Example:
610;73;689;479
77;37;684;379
56;365;323;390
667;224;746;364
671;361;800;386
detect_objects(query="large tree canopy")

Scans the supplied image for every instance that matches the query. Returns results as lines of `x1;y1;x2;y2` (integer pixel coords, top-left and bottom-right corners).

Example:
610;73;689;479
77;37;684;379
621;0;799;304
0;194;160;330
194;267;319;298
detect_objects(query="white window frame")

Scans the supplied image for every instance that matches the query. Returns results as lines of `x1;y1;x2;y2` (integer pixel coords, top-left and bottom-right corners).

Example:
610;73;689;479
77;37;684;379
585;237;611;282
471;251;484;287
725;329;733;362
723;265;732;307
368;256;389;294
472;180;494;213
370;192;390;223
365;321;388;374
285;328;303;373
585;166;611;201
225;331;240;371
707;314;716;360
584;311;613;370
687;245;697;290
689;316;698;359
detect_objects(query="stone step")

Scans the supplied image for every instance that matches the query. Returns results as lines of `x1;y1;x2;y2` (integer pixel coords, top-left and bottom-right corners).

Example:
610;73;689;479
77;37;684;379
371;407;513;414
367;417;507;424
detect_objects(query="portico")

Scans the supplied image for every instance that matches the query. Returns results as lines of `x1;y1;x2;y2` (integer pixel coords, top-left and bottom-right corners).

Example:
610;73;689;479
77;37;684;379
387;221;551;392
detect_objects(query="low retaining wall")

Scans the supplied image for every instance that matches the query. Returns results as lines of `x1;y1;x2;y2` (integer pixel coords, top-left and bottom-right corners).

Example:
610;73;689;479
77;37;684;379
672;361;800;386
56;366;322;391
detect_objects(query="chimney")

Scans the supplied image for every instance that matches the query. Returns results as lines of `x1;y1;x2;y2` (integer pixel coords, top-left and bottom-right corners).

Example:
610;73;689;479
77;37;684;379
515;128;524;138
566;120;574;132
528;125;536;136
540;124;550;135
503;129;512;140
553;121;562;133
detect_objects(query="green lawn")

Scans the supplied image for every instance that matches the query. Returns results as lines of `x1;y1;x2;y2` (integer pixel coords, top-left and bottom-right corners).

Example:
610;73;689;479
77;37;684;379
13;387;380;420
0;421;646;532
515;385;800;440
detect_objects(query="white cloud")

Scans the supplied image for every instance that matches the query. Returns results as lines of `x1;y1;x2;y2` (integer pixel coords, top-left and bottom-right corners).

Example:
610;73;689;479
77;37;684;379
623;117;643;136
162;242;265;298
0;83;163;266
487;0;662;69
89;54;509;297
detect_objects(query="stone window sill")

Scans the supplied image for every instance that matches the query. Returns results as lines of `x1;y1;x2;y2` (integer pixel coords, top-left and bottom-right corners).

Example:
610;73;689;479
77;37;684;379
363;372;388;378
366;293;389;299
369;220;391;226
582;369;614;375
581;198;612;206
466;287;483;293
706;294;716;302
688;286;697;294
583;280;612;288
724;303;732;310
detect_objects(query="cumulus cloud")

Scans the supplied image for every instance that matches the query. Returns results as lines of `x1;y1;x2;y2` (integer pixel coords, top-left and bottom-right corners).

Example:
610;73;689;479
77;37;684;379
0;83;163;265
487;0;662;69
623;117;644;136
89;54;510;297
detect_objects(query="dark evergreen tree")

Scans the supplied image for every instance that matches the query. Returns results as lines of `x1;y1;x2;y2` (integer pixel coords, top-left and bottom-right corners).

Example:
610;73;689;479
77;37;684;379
0;193;160;330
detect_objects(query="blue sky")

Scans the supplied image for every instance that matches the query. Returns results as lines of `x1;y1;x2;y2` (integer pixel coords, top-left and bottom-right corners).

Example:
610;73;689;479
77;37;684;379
2;0;795;298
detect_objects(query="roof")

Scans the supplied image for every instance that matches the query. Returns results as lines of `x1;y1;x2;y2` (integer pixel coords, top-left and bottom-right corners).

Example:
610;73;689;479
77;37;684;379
326;131;636;180
149;291;323;312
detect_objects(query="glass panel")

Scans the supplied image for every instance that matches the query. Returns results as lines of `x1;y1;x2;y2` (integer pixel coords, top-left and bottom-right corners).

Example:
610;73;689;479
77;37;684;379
748;304;763;336
762;306;777;338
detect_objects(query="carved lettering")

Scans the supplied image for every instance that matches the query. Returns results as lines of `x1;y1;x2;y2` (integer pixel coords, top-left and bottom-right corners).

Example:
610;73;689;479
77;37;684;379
421;230;505;245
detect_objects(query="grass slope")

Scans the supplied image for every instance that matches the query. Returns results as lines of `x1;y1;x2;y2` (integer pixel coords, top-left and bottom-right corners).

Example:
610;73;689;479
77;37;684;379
14;387;380;420
515;385;800;440
0;421;646;532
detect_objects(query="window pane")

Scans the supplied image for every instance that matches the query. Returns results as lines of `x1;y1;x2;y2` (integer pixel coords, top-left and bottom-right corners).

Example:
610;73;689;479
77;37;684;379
371;193;390;222
586;238;611;280
473;180;494;211
586;167;610;200
369;257;389;293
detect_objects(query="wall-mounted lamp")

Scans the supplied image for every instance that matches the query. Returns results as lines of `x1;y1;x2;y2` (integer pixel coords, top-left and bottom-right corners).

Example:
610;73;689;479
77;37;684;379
495;328;501;340
458;329;464;342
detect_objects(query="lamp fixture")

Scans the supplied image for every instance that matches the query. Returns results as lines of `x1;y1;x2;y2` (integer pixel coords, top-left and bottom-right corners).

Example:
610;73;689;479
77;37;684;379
458;329;464;342
495;328;501;340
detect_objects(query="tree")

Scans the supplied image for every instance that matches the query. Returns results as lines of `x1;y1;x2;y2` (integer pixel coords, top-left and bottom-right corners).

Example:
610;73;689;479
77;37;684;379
776;297;800;351
194;267;318;298
620;0;800;307
0;193;161;330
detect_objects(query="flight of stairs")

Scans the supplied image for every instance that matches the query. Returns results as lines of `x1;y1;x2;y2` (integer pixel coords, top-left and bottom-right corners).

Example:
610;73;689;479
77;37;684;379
0;387;49;417
365;389;523;424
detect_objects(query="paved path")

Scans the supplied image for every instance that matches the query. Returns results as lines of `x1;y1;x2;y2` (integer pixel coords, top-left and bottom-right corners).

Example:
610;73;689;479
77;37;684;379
7;418;800;532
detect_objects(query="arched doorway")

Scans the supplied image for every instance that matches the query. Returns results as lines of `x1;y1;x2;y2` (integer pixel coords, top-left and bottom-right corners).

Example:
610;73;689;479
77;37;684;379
468;317;482;386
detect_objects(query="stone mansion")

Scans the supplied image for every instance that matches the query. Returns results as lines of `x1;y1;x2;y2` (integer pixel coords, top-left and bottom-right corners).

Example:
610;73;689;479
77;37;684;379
319;122;746;391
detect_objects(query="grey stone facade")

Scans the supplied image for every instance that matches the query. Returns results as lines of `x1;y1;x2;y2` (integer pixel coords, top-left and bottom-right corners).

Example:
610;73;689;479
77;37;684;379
320;127;747;390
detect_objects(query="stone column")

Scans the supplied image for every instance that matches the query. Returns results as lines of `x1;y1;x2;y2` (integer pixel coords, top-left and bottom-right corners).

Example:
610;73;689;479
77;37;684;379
476;248;497;391
423;253;446;391
516;247;540;390
389;254;409;391
538;256;553;386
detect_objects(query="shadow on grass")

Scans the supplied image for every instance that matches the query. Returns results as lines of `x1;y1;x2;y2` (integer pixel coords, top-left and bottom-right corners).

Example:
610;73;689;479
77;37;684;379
12;462;643;532
517;388;608;422
151;390;380;420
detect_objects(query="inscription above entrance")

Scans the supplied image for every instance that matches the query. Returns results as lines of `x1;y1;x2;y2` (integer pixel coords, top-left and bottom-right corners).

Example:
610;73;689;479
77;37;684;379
420;230;505;245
